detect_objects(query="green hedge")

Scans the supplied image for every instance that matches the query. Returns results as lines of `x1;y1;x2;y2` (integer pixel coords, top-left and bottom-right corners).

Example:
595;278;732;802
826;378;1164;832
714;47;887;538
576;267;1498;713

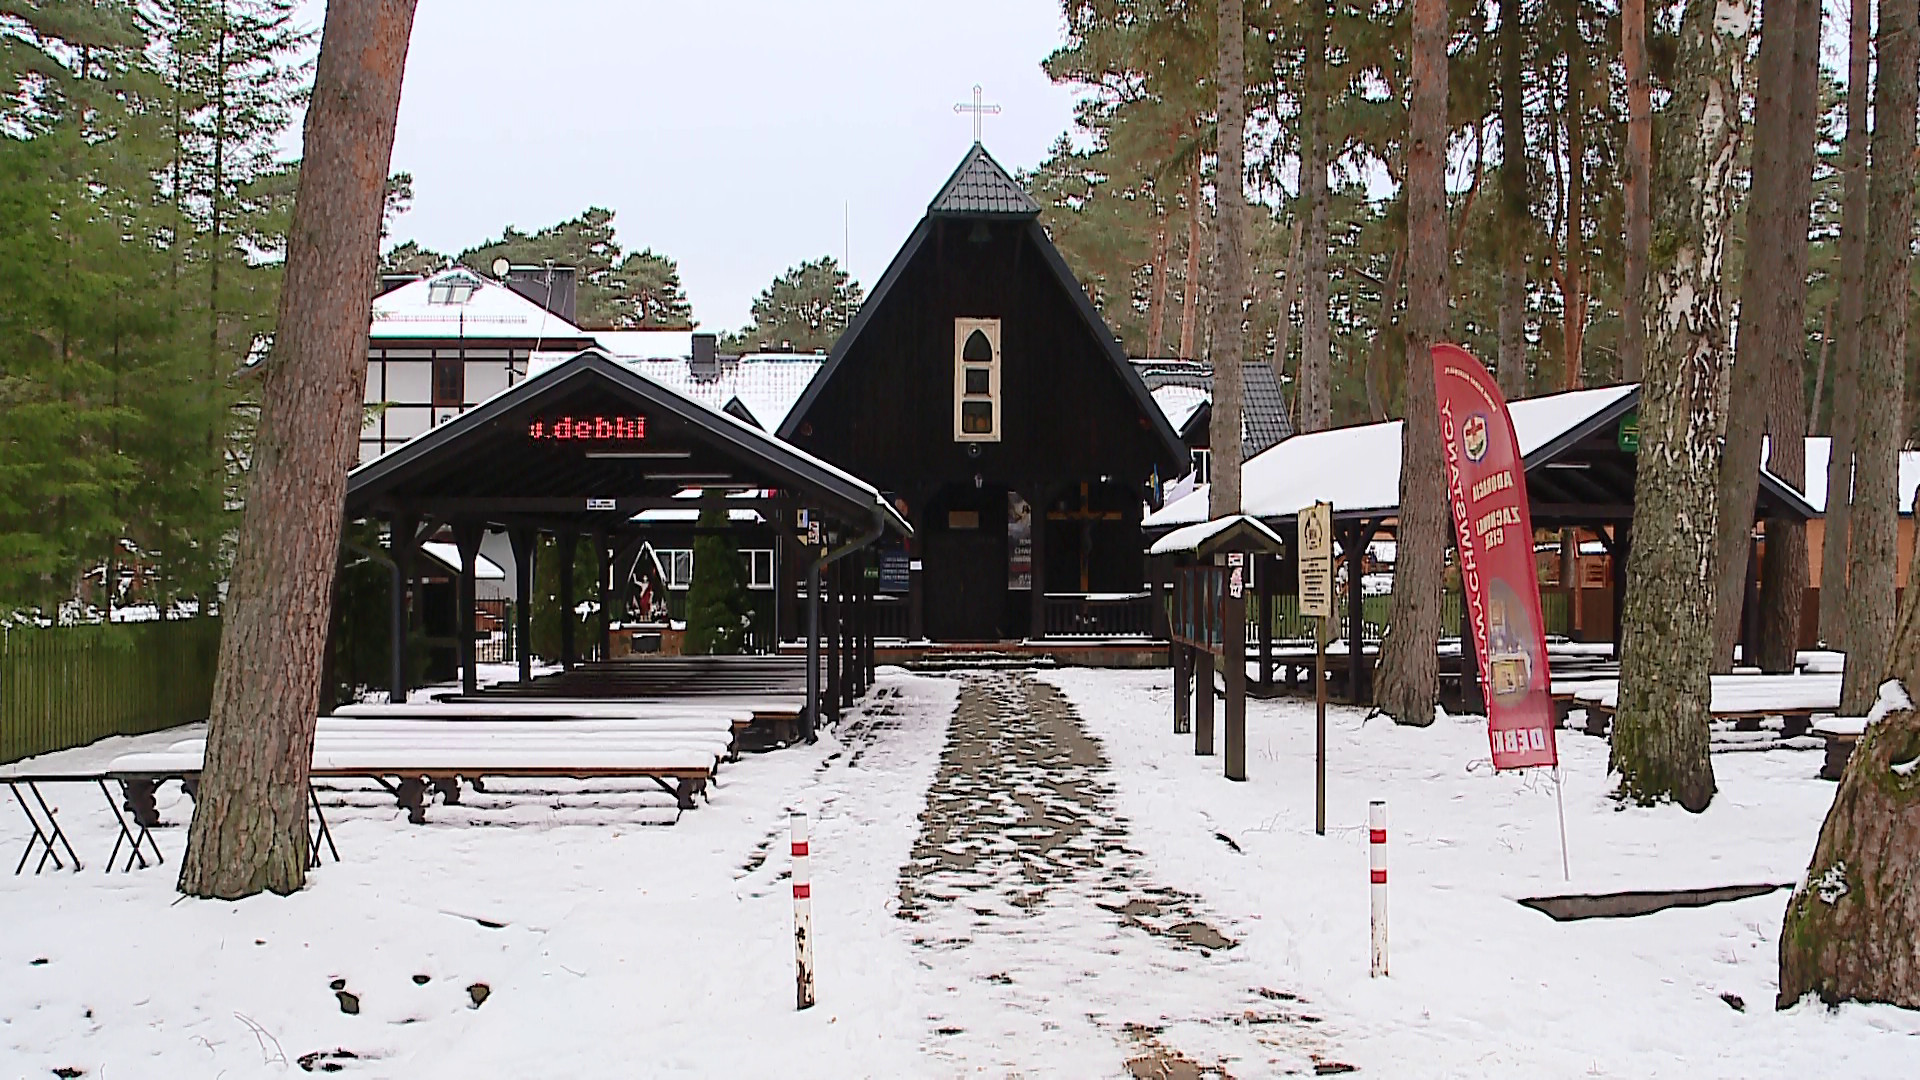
1;618;221;765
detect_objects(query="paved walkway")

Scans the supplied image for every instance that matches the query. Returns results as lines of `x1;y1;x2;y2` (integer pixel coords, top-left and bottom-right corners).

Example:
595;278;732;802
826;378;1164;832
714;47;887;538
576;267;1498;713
897;673;1343;1077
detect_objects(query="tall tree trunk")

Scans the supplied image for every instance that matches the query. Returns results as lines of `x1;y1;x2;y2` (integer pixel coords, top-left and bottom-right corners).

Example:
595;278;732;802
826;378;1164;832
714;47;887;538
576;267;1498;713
1820;0;1872;649
1621;0;1652;383
1842;0;1916;715
1209;0;1248;517
1756;0;1821;674
1271;218;1303;416
1374;0;1448;727
1808;299;1833;434
177;0;418;899
1299;0;1333;432
1497;0;1528;399
1561;17;1587;390
1180;154;1203;359
1711;0;1802;670
1147;213;1171;356
1610;0;1746;812
1778;519;1920;1008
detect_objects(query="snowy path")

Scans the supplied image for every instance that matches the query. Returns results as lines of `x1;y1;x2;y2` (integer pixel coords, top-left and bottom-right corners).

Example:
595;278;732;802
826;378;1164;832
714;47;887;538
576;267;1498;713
896;673;1349;1076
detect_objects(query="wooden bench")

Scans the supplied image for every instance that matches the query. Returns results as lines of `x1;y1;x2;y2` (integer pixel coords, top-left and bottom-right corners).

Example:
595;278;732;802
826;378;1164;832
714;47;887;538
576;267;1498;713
1811;717;1865;781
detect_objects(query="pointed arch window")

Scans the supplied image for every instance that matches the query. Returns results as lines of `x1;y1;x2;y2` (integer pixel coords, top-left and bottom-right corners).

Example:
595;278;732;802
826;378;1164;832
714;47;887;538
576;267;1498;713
954;318;1001;441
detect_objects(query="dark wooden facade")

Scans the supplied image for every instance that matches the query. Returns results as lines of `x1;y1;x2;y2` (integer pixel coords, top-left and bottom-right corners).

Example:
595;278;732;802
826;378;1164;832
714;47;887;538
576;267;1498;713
780;144;1184;641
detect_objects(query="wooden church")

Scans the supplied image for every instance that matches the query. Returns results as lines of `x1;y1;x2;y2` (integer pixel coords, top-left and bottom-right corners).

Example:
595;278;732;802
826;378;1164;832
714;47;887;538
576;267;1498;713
780;142;1186;642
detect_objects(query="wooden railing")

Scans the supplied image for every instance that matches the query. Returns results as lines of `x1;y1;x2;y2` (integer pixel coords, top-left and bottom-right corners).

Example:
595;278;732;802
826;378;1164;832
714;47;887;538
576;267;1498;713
1042;593;1155;639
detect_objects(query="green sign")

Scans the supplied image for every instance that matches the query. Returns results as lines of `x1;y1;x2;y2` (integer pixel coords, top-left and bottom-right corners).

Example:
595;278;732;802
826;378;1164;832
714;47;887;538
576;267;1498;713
1617;412;1640;453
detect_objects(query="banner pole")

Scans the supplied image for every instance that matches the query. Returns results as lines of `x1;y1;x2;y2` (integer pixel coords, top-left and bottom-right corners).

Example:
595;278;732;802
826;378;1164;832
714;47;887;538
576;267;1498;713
1552;766;1571;882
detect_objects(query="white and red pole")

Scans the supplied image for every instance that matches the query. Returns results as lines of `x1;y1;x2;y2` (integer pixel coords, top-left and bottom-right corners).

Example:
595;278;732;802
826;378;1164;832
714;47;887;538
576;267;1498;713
791;811;816;1009
1369;799;1388;978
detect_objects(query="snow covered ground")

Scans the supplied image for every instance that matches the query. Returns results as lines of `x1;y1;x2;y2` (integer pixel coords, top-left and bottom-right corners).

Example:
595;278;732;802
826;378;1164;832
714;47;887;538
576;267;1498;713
2;666;1917;1077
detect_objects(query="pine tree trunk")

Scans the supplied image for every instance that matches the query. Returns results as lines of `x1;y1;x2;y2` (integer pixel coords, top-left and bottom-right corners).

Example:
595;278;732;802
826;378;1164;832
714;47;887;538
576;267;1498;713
1755;0;1820;675
1374;0;1448;728
1842;0;1916;715
1820;0;1871;651
1621;0;1653;383
1208;0;1248;518
1778;522;1920;1008
1180;154;1202;360
1147;214;1170;356
1299;0;1333;432
177;0;417;900
1271;218;1303;406
1561;18;1587;391
1497;0;1528;400
1609;0;1746;813
1711;0;1802;670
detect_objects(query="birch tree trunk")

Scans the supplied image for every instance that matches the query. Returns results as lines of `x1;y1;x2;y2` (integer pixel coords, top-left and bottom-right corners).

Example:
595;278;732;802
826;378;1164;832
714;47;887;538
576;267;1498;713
1609;0;1746;813
1497;0;1528;400
1621;0;1653;383
1374;0;1448;727
1711;0;1802;670
1818;0;1870;649
1208;0;1248;517
1778;523;1920;1008
177;0;417;899
1299;0;1333;433
1755;0;1820;674
1841;0;1916;716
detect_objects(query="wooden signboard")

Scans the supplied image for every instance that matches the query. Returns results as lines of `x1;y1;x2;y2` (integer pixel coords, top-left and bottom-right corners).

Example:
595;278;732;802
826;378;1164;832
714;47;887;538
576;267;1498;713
1298;501;1333;618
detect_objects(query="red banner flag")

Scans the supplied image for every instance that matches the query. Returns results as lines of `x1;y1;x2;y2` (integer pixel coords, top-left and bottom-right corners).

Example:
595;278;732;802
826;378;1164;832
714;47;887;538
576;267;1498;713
1433;344;1558;770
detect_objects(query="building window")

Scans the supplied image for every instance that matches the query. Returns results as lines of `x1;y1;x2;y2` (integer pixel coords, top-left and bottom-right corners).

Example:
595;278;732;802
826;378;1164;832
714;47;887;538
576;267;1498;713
1190;447;1211;484
657;549;694;590
953;318;1000;442
747;549;774;589
426;272;480;305
432;357;464;407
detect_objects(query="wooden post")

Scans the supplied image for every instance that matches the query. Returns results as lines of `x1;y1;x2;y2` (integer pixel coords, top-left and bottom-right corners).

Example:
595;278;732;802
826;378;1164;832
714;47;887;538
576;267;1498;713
1370;799;1389;977
1315;613;1328;835
453;523;483;696
1196;634;1216;756
1148;556;1168;640
1224;554;1247;781
1258;553;1275;691
596;532;612;663
1740;530;1762;667
509;527;535;684
1345;521;1371;702
805;555;821;739
1029;483;1048;641
1173;641;1192;735
389;511;416;704
558;529;577;670
825;559;842;723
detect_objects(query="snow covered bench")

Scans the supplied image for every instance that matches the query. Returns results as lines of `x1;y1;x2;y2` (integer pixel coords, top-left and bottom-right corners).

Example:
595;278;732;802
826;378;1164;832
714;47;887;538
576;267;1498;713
1572;674;1841;738
1810;717;1866;781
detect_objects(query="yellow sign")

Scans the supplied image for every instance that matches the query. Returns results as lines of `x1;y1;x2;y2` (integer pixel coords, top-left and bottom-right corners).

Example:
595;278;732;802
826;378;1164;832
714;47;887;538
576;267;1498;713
1298;501;1333;617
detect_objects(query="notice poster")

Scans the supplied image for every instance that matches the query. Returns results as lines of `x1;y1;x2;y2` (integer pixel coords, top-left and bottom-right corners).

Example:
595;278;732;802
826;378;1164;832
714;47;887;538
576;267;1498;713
1433;344;1558;770
1007;493;1033;590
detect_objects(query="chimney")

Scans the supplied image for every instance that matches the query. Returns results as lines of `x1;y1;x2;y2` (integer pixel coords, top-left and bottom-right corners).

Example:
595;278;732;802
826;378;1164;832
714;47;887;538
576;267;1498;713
505;265;578;325
690;333;720;379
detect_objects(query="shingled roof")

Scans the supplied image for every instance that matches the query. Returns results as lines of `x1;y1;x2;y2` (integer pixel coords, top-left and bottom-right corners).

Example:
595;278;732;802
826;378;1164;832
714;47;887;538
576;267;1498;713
1131;358;1294;456
928;142;1041;217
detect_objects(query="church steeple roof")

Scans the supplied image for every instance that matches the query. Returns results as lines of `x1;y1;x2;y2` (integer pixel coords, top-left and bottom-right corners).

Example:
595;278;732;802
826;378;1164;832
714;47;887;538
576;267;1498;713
928;142;1041;217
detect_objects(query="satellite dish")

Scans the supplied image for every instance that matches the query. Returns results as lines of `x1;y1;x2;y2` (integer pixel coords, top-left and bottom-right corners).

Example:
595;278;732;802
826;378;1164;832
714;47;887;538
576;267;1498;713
491;257;510;278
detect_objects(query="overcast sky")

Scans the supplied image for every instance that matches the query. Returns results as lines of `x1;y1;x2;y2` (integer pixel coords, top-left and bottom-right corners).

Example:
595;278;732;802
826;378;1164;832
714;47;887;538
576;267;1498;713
298;1;1082;332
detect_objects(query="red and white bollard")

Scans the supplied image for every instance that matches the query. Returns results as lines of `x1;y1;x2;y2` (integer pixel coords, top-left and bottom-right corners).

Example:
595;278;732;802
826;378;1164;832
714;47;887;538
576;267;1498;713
1369;800;1389;978
791;811;816;1009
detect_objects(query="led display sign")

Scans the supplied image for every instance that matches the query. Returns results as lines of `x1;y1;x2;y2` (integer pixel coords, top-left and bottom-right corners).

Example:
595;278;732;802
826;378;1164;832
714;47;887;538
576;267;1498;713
527;415;648;441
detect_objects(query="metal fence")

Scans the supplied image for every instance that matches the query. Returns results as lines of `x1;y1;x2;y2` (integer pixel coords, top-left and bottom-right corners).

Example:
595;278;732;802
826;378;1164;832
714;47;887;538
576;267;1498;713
1;618;222;766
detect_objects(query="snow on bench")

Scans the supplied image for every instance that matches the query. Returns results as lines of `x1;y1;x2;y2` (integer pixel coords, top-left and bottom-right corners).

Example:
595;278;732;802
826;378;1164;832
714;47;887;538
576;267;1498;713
336;701;755;726
1571;673;1842;716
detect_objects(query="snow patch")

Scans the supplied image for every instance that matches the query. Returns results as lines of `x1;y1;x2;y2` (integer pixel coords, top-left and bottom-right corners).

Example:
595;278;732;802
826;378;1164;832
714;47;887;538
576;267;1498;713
1866;679;1911;727
1813;863;1849;905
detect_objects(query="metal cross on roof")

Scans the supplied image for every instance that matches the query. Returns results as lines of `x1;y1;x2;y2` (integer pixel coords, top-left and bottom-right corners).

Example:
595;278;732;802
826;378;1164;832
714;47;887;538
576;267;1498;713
953;84;1001;144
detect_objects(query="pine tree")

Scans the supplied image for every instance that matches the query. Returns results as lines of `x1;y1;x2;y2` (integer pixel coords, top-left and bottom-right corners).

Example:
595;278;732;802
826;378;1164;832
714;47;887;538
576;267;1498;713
723;257;864;354
1819;0;1871;649
612;249;694;328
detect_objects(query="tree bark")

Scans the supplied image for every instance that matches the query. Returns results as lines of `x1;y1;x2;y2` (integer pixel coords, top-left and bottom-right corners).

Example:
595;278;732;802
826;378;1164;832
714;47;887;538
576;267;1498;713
1711;0;1803;670
1180;153;1203;360
1778;521;1920;1008
1820;0;1871;650
1755;0;1820;674
1620;0;1653;383
1610;0;1745;812
1299;0;1333;433
177;0;417;899
1842;0;1916;715
1209;0;1248;517
1560;11;1587;391
1497;0;1528;400
1271;217;1303;416
1374;0;1448;727
1147;212;1170;356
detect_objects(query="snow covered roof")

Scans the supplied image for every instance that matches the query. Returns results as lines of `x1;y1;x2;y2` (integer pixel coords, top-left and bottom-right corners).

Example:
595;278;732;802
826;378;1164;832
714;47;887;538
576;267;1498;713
1768;437;1920;514
1150;385;1210;435
1146;384;1639;528
371;267;592;343
418;541;505;580
1148;514;1287;557
1131;357;1294;454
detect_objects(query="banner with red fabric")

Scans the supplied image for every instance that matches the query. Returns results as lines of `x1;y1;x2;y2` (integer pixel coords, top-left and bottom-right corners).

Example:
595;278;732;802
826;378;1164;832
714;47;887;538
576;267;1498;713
1433;344;1558;770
